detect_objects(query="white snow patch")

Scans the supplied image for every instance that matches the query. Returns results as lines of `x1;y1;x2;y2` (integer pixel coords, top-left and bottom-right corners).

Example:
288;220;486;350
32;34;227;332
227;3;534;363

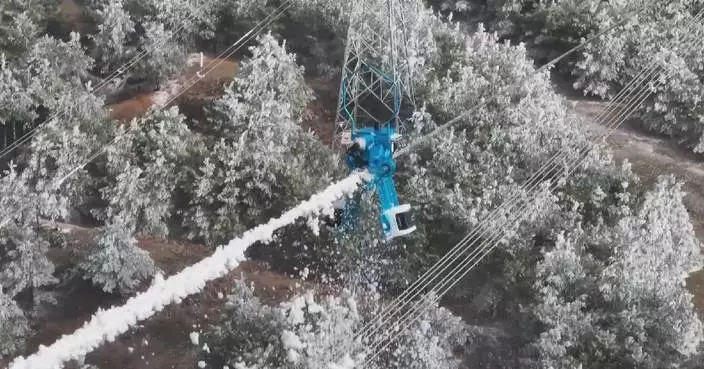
305;292;323;314
217;292;224;299
346;296;358;318
187;52;203;67
189;332;200;346
281;330;303;364
127;347;134;354
281;330;304;351
307;215;320;236
286;296;306;325
9;172;367;369
328;355;356;369
202;343;210;353
198;360;206;368
299;267;310;280
287;349;300;363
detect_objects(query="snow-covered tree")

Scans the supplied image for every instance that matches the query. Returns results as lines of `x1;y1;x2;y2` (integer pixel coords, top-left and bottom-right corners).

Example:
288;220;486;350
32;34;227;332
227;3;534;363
79;214;155;293
0;31;102;132
99;107;193;236
530;176;703;369
380;294;468;369
183;33;337;245
88;0;185;87
0;224;57;301
0;164;58;308
204;283;467;369
392;15;596;296
598;175;703;369
451;0;704;152
205;282;289;368
77;108;191;292
0;0;54;58
532;230;598;369
0;287;29;359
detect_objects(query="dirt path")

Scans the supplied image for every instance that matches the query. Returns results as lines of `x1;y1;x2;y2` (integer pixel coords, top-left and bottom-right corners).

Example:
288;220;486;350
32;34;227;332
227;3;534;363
572;100;704;312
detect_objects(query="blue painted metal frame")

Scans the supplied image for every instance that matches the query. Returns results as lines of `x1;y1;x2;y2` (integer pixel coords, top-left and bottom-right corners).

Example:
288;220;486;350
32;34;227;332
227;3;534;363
337;62;411;240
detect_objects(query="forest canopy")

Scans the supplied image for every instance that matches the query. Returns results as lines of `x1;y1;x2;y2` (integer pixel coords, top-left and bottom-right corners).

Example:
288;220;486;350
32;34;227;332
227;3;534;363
0;0;702;368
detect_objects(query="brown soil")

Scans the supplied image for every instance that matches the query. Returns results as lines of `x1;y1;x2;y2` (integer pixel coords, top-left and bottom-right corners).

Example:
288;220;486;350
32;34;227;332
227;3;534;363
105;54;240;122
20;231;317;369
304;75;340;146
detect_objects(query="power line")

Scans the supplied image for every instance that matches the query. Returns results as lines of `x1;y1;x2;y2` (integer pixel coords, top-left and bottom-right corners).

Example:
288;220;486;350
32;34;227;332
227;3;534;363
0;0;295;230
0;0;216;162
350;0;658;349
393;1;653;159
359;6;704;364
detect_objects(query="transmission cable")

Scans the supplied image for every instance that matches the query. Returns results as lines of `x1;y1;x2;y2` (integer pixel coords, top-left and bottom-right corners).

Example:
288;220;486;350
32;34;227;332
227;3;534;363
0;0;219;162
0;0;295;229
349;0;659;347
360;8;704;363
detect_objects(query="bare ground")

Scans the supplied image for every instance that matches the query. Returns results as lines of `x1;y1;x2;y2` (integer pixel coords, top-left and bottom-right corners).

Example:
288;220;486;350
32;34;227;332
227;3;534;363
19;226;318;369
572;100;704;313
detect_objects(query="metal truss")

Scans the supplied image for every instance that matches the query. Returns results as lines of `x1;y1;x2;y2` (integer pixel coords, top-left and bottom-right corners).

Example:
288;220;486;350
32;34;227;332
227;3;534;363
334;0;416;147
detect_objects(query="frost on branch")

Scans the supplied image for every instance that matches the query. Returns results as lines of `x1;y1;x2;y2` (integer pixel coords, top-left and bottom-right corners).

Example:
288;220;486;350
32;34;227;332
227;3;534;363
531;176;704;369
204;285;468;369
79;215;156;293
183;33;337;246
0;287;30;359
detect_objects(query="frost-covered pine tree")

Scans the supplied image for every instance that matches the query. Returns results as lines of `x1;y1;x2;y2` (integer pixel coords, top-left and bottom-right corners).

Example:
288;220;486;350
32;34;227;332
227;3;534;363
79;108;191;292
0;0;54;58
99;107;193;236
183;33;337;245
456;0;704;152
88;0;185;87
532;230;598;369
599;175;703;369
0;287;29;359
0;164;58;308
531;176;704;369
79;214;156;293
395;13;592;295
204;283;468;369
379;294;468;369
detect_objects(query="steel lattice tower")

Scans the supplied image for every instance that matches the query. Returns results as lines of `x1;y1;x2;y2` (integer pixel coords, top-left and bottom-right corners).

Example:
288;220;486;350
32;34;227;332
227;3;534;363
334;0;415;147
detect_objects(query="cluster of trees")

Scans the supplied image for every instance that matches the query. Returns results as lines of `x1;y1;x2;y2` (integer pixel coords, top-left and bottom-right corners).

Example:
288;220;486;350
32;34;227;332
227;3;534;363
429;0;704;153
0;0;343;359
201;282;468;369
0;0;702;368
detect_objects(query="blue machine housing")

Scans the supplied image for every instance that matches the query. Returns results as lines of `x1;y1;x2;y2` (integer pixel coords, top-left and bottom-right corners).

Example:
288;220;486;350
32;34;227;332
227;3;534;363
335;62;416;240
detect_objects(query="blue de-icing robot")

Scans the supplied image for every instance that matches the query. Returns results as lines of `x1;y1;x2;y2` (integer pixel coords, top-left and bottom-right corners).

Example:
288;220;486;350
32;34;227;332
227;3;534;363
328;61;416;240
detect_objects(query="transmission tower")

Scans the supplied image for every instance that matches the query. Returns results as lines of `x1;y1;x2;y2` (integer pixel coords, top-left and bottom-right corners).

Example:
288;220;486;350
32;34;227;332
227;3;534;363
334;0;415;147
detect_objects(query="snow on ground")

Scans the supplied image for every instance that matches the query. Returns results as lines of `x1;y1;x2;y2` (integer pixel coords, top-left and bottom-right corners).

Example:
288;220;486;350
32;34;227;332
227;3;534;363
9;172;368;369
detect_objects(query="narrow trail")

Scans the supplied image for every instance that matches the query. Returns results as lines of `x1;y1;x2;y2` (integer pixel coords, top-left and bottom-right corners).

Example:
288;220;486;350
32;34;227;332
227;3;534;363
572;99;704;312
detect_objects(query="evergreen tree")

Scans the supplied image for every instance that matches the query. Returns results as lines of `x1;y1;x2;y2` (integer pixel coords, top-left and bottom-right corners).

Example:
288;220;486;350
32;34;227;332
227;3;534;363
0;164;58;308
599;175;703;368
79;214;155;293
0;0;54;59
531;176;703;369
99;106;193;236
89;0;185;87
183;33;337;245
204;283;468;369
0;287;29;359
